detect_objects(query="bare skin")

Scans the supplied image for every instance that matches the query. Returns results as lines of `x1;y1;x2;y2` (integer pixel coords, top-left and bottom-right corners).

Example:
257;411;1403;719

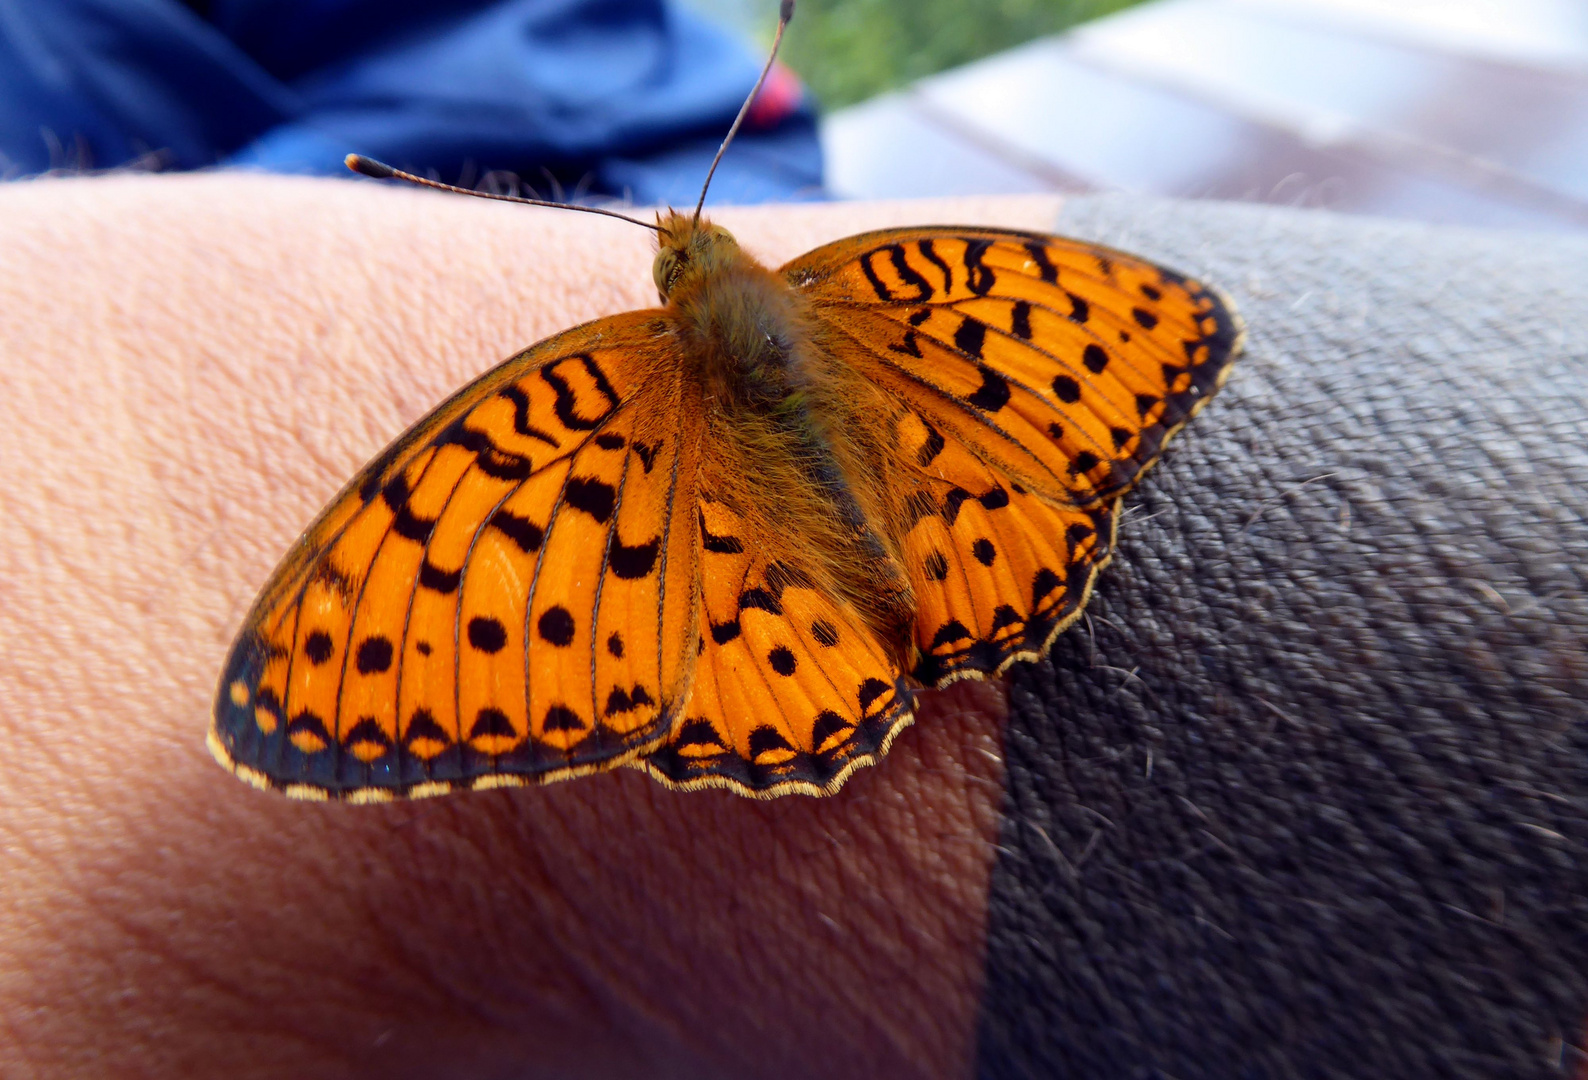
0;174;1063;1078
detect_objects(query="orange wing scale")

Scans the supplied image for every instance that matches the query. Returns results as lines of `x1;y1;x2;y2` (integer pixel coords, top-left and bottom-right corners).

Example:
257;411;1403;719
212;224;1239;800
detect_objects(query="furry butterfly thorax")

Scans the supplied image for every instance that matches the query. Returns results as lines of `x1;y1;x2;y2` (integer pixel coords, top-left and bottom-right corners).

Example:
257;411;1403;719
654;209;918;663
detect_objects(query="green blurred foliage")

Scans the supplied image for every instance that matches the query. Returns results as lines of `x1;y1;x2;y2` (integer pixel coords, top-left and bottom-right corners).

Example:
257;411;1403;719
776;0;1147;110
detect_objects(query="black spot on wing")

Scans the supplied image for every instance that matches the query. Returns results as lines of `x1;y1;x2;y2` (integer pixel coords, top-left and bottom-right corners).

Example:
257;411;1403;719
392;505;436;543
701;511;743;554
857;677;892;713
740;588;783;616
468;616;507;653
304;630;334;666
1024;242;1057;283
355;636;393;675
811;710;851;752
674;719;726;751
565;476;616;523
609;536;660;579
967;366;1010;412
748;726;795;759
380;472;410;513
538;606;575;647
859;244;931;303
287;709;330;748
916;421;946;467
1032;567;1063;603
419;559;460;594
435;421;532;482
605;684;654;717
917;238;953;292
490;509;544;553
469;707;515;740
990;605;1021;632
541;354;620;432
344;717;392;756
953;316;986;359
542;704;586;732
963;239;995;295
496;384;560;447
405;707;449;748
930;620;972;649
1010;300;1032;341
942;487;973;526
631;440;659;473
889;331;923;358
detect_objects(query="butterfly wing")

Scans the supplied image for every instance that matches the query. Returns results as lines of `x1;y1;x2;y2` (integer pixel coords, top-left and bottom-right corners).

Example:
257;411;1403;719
635;492;913;797
210;311;703;800
785;227;1241;685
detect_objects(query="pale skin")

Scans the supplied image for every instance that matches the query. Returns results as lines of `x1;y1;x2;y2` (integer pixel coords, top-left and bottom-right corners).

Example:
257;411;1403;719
0;174;1065;1077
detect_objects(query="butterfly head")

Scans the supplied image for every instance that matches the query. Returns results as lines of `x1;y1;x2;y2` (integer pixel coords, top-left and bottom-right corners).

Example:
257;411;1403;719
653;210;744;303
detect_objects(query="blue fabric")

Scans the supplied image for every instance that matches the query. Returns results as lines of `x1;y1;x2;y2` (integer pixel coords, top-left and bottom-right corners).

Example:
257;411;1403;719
0;0;823;204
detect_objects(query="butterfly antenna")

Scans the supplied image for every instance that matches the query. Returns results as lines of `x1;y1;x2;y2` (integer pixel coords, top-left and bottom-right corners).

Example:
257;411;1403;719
693;0;795;225
345;155;662;232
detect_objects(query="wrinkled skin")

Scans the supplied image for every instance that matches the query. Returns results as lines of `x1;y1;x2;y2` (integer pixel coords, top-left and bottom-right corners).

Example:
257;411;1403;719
0;177;1582;1079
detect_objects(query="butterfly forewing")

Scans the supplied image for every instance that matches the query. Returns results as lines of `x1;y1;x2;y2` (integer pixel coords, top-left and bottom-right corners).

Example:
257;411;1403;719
785;227;1240;506
212;312;700;798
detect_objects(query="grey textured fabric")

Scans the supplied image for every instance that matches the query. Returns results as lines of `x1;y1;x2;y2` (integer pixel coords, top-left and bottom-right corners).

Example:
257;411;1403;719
975;198;1588;1079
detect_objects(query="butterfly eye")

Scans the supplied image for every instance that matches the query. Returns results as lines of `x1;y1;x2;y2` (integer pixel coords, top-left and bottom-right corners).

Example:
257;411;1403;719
653;251;689;298
665;252;689;292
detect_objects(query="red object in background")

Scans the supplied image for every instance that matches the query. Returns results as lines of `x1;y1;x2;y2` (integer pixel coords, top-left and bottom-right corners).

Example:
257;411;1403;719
747;62;804;129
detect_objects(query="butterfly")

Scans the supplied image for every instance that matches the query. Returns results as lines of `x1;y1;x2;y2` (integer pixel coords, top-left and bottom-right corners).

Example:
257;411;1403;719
208;5;1242;803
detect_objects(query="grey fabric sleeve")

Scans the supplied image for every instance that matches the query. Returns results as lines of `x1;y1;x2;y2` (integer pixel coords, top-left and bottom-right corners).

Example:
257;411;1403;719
975;197;1588;1079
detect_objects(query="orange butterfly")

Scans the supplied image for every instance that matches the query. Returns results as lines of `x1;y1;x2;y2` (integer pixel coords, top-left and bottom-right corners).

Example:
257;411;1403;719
208;5;1242;802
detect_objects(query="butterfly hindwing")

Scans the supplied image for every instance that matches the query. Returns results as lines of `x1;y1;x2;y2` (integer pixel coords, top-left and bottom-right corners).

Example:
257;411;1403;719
887;406;1115;684
638;496;914;796
211;312;700;799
